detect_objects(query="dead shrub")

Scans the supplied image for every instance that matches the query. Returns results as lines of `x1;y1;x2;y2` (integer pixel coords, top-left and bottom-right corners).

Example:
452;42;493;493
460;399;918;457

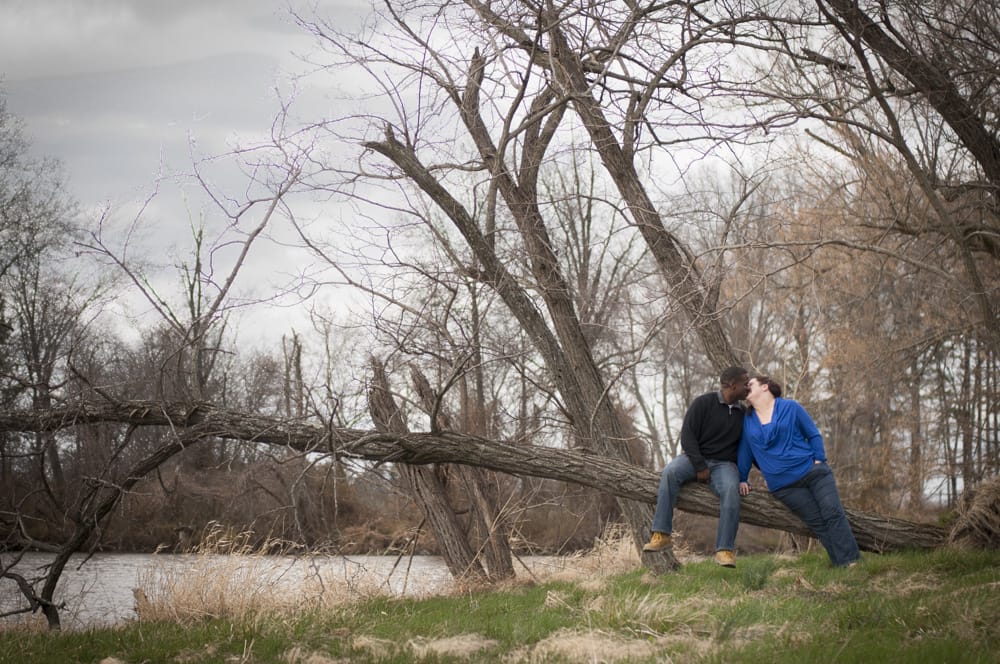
948;476;1000;549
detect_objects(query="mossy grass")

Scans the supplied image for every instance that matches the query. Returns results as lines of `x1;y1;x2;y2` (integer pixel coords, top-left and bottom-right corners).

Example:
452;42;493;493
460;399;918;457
3;547;998;663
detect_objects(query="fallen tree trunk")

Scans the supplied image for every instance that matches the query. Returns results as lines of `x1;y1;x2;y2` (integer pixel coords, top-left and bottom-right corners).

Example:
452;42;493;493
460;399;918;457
0;400;948;553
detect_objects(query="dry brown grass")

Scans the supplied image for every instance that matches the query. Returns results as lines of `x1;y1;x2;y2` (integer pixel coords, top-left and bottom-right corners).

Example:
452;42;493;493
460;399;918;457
134;523;650;625
949;475;1000;549
350;635;396;658
504;627;659;663
867;570;943;597
525;523;645;586
135;550;302;623
408;633;498;658
0;613;49;633
609;591;717;634
281;646;348;663
135;523;403;624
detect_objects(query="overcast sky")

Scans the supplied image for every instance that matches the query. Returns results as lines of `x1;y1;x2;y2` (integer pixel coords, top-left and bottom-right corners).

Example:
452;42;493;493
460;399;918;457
1;1;373;343
1;0;355;204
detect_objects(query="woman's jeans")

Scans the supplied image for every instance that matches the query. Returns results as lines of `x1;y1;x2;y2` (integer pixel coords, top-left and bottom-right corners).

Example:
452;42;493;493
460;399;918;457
651;455;740;552
772;462;861;566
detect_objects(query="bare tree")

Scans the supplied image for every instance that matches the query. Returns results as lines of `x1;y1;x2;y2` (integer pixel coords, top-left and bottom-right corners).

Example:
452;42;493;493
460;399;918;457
731;0;1000;351
0;100;317;628
293;0;800;568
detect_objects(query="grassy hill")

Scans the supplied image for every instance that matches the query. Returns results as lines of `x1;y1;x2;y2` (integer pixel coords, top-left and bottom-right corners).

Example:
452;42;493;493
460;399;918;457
3;544;998;663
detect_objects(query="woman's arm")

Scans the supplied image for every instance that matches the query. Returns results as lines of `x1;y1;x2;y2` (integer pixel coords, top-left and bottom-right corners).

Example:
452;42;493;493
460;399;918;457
737;434;754;495
795;401;826;462
737;430;754;482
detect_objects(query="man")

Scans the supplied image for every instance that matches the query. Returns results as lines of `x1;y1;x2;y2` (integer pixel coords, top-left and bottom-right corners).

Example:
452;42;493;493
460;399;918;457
643;366;750;567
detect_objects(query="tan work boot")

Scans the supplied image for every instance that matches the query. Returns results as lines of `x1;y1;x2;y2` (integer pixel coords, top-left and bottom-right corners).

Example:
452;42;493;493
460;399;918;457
714;550;736;567
642;532;672;552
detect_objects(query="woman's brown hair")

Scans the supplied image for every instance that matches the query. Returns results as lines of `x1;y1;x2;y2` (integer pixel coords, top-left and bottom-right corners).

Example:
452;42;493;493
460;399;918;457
753;374;783;398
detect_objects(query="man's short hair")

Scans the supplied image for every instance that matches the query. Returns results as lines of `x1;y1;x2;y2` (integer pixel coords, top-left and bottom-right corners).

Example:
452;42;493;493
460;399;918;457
720;366;748;386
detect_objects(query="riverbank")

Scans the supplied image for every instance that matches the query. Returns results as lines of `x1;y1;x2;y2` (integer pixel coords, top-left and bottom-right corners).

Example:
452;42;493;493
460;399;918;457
3;547;998;663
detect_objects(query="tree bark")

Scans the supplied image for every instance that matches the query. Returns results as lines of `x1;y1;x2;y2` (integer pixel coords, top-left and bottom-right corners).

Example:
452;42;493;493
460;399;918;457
368;359;487;582
410;365;515;580
0;399;948;554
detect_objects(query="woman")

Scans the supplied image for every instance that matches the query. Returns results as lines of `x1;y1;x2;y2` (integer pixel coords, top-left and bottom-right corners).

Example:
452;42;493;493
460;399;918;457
737;375;860;567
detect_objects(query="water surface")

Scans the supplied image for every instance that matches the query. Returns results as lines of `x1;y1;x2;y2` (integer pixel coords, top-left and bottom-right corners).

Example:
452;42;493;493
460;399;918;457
1;552;568;630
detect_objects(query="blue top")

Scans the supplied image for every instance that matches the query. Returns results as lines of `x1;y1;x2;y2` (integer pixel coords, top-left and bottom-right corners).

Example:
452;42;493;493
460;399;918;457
737;398;827;491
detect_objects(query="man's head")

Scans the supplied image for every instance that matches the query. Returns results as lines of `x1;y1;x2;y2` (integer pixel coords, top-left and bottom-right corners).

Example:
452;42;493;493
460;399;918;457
720;366;750;403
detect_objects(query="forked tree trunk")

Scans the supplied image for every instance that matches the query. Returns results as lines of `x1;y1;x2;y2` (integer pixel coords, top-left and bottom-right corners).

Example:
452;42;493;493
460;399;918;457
410;366;515;580
368;359;487;582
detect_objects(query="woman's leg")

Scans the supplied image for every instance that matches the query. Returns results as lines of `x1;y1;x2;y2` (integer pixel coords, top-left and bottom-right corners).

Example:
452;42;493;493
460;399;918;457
803;464;860;566
773;464;859;566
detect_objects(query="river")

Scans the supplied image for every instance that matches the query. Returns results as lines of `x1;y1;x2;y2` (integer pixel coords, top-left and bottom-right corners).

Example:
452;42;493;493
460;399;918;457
1;552;570;630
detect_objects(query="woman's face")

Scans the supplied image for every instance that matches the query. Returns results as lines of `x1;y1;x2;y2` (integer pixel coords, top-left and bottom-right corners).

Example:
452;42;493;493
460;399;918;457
747;378;769;404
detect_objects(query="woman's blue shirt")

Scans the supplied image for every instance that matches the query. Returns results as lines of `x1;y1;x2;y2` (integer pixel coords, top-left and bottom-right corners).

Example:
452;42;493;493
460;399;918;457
737;398;827;491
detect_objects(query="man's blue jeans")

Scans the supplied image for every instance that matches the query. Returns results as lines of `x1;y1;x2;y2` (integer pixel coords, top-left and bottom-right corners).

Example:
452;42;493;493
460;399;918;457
772;463;861;566
651;455;740;552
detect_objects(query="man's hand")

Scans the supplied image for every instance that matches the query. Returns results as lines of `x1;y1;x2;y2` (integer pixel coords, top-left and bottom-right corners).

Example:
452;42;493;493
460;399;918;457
696;468;711;483
739;481;752;496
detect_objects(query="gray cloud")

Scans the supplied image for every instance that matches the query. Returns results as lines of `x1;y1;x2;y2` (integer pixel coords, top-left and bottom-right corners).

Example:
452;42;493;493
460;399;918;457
1;0;371;222
1;0;313;82
0;0;378;343
6;52;286;202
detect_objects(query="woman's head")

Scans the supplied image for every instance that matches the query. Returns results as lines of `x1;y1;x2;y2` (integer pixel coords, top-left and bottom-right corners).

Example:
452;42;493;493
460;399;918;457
748;374;782;402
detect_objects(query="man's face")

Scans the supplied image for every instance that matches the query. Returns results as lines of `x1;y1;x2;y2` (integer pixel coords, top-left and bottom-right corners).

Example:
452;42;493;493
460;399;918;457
728;374;750;400
736;374;750;399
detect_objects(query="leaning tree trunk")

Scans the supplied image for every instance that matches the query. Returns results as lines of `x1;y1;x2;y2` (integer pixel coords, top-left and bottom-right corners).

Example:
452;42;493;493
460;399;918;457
365;128;676;572
410;365;515;580
0;399;950;554
368;359;487;582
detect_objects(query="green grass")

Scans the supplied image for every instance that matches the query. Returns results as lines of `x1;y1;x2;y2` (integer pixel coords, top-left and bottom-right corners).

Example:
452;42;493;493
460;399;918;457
3;548;998;663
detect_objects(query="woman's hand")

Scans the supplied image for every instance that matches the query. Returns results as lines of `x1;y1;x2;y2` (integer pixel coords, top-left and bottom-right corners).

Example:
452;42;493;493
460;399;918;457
739;481;752;496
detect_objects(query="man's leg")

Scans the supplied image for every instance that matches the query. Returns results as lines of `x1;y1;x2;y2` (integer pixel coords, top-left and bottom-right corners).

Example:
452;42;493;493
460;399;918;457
708;460;741;553
649;455;696;536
